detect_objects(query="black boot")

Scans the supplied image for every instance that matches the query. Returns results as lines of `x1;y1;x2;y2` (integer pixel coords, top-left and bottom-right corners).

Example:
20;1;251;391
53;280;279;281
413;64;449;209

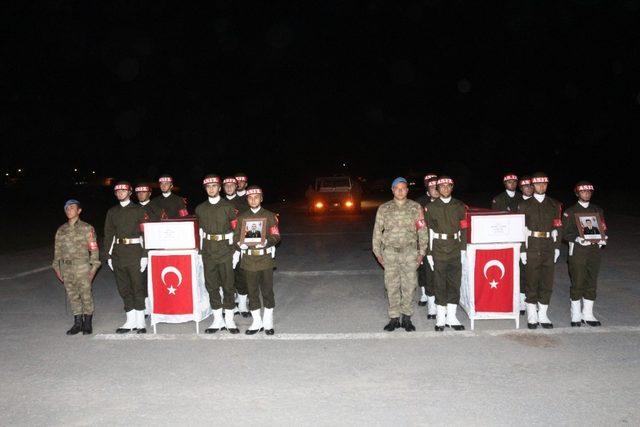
82;314;93;335
401;315;416;332
66;315;83;335
383;318;400;332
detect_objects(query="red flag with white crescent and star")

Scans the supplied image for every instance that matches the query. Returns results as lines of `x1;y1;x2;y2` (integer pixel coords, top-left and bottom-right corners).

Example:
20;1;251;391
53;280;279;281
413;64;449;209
151;254;193;315
474;248;514;312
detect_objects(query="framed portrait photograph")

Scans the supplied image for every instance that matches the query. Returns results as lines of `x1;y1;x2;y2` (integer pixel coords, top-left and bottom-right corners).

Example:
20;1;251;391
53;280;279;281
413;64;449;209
239;217;267;247
575;213;605;241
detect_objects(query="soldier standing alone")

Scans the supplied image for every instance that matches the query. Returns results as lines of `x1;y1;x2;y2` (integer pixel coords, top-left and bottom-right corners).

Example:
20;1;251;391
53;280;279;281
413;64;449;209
372;177;428;332
562;181;607;327
52;199;101;335
517;172;563;329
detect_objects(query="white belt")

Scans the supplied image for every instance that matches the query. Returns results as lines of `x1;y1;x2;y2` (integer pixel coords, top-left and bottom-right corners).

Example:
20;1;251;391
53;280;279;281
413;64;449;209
204;232;234;243
115;238;141;244
241;247;275;257
431;232;460;240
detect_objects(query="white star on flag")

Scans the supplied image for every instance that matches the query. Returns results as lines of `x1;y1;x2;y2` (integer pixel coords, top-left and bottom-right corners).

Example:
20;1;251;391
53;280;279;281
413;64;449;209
489;280;498;289
167;286;177;295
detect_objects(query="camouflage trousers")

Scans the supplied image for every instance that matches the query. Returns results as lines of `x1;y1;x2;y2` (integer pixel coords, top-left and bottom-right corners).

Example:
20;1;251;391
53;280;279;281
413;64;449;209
568;244;601;301
61;263;94;315
383;247;418;318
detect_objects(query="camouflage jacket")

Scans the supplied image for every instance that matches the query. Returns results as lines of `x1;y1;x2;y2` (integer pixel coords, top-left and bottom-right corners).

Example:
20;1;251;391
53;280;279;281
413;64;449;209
372;199;428;258
52;219;101;274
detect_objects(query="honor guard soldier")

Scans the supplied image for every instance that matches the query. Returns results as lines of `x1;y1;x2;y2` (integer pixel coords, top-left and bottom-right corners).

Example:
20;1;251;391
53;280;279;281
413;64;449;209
195;175;240;334
135;183;162;221
223;176;250;317
517;172;563;329
52;199;101;335
153;174;189;219
414;174;439;318
372;177;428;332
517;176;534;315
235;172;249;199
491;173;522;212
104;182;150;333
234;186;282;335
424;176;468;331
562;181;607;327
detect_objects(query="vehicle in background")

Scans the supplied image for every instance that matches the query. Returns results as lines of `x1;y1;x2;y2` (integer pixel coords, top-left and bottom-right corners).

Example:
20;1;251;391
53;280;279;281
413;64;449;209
307;176;362;215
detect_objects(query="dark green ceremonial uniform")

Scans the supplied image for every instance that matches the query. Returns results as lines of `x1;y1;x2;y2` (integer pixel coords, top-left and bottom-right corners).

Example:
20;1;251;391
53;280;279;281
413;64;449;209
517;196;563;305
139;200;163;222
226;194;249;214
414;196;436;298
226;194;250;297
53;220;101;315
424;198;467;306
562;203;606;301
103;202;148;312
195;198;237;310
153;193;187;218
234;207;281;310
491;191;522;212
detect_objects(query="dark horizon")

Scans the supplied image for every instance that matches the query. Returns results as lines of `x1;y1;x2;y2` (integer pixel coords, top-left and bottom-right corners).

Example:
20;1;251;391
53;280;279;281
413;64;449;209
3;1;640;195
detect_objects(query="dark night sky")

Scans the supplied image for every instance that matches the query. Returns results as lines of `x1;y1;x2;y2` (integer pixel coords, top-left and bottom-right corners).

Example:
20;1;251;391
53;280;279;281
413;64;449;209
3;1;640;195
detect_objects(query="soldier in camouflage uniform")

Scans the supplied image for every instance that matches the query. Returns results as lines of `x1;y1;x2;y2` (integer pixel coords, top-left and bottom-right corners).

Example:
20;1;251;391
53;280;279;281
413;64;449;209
195;175;240;334
223;176;250;317
104;181;149;334
153;174;189;219
517;176;534;315
491;173;522;212
373;177;428;332
562;181;607;327
424;176;468;331
415;175;439;319
517;172;563;329
234;186;282;335
52;199;101;335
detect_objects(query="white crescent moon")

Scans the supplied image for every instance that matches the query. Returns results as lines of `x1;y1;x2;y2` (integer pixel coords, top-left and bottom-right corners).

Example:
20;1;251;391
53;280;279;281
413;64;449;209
483;260;505;280
161;266;183;287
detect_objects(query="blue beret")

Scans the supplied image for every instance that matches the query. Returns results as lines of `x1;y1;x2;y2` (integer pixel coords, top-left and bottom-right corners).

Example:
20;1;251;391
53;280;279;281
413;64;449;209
64;199;81;210
391;177;408;189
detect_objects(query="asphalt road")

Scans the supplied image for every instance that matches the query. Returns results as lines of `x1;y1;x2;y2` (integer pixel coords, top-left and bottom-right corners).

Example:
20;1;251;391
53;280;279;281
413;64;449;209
1;199;639;426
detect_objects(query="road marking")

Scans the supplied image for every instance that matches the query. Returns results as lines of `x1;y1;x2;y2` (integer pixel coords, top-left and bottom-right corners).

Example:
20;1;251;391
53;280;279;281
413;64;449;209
0;265;51;281
276;269;380;277
94;325;640;342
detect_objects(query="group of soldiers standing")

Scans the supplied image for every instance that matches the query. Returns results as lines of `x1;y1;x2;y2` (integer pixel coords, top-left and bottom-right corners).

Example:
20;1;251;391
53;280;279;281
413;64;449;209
52;173;282;336
374;172;607;332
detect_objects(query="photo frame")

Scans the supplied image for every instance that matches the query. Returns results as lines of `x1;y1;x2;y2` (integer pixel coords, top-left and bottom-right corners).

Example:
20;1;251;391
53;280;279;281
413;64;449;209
239;217;267;247
575;212;605;241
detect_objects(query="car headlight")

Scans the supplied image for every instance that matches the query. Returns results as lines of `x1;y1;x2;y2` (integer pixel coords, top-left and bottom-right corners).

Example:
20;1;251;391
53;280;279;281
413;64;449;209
315;201;324;209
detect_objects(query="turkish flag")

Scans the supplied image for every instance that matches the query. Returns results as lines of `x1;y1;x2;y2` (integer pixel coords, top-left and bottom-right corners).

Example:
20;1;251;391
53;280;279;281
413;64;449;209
474;248;514;312
151;254;193;315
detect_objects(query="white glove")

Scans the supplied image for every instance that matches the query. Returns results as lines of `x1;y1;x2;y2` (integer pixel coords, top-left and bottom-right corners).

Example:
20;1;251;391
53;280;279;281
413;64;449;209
575;237;591;246
232;251;240;269
520;253;527;265
598;239;607;247
255;242;266;249
239;244;248;250
108;259;113;271
426;255;434;271
460;250;466;265
554;249;560;263
140;257;148;273
551;229;558;242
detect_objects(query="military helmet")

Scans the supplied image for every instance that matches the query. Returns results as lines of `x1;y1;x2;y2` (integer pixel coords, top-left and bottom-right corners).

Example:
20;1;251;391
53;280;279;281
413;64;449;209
574;180;595;193
202;174;221;186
